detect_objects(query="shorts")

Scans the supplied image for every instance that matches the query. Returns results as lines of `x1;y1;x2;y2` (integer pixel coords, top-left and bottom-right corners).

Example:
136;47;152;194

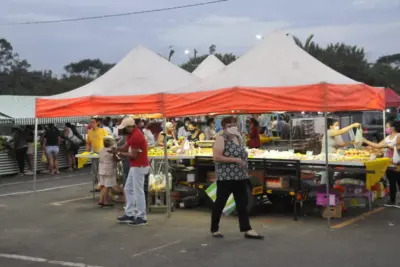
99;175;117;188
27;143;34;155
45;146;59;157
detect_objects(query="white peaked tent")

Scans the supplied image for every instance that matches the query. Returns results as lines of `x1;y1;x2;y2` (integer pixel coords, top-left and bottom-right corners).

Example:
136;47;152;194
36;45;200;117
192;54;225;79
163;31;383;116
171;32;358;94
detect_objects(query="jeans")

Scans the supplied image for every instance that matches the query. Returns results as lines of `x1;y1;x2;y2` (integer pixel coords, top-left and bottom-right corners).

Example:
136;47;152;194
387;169;400;203
15;147;28;173
124;166;150;219
122;159;130;186
211;179;252;233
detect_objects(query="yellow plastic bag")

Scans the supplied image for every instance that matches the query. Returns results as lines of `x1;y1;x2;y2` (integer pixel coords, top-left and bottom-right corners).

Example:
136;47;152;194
41;154;47;163
77;152;92;169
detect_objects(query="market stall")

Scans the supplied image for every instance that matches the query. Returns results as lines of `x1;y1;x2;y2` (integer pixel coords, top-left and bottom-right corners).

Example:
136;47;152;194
35;45;200;214
146;144;391;220
157;32;386;225
0;95;90;177
35;32;387;226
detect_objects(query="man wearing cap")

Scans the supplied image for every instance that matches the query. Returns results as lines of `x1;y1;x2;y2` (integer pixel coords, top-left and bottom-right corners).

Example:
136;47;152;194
113;117;150;226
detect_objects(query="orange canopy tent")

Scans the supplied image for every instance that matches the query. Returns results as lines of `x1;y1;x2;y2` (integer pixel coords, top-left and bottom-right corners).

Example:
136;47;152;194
162;32;384;117
385;88;400;107
35;46;199;118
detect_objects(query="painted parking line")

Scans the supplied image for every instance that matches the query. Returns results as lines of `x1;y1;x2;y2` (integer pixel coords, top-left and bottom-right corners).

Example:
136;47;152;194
332;207;385;229
50;196;93;206
0;253;104;267
0;173;87;188
131;240;182;258
0;182;91;197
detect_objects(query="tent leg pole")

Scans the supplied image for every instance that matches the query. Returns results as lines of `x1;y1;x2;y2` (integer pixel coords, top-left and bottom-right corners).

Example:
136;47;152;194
33;118;38;193
162;117;171;218
324;112;331;230
383;110;386;139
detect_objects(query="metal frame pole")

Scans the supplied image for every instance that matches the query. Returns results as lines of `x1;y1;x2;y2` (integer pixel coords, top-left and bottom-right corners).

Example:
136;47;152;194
323;83;331;230
33;118;38;193
162;117;171;218
383;110;386;139
324;111;331;229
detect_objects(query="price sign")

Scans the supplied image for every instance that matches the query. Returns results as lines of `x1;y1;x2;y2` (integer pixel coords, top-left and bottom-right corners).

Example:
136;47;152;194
306;151;313;156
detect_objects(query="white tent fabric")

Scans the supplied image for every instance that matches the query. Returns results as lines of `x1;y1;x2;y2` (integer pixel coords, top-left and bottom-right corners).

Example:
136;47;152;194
0;95;36;118
43;46;200;99
192;54;225;79
171;31;359;94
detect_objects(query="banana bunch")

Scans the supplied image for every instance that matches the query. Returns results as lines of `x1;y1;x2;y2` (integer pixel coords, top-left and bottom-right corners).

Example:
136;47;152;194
148;148;164;156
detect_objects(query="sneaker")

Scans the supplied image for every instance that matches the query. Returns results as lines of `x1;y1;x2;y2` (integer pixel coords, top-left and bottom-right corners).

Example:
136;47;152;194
129;218;148;226
117;215;134;223
384;201;396;207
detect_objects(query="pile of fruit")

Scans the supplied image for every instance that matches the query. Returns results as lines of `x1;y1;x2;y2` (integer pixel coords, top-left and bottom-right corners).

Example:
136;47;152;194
148;148;164;156
148;147;179;157
344;149;370;158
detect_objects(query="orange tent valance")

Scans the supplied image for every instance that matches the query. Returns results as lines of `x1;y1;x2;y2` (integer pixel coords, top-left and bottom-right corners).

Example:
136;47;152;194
35;84;385;118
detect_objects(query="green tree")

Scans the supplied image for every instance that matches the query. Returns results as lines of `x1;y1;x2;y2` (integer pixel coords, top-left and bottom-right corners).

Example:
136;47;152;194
64;59;115;79
209;44;216;54
293;34;315;52
168;46;175;62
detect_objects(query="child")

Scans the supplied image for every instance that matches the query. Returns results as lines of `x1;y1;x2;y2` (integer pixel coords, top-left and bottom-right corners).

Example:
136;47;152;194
98;136;120;207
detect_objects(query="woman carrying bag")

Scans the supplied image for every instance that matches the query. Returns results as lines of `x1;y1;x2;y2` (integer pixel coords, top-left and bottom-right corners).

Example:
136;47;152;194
211;116;263;240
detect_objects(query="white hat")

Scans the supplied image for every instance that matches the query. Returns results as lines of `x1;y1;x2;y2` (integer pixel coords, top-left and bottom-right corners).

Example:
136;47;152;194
165;122;173;129
103;135;114;140
117;117;135;129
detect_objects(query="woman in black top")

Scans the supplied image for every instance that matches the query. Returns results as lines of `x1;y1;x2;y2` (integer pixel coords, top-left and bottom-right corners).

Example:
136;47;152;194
43;124;61;175
187;122;205;142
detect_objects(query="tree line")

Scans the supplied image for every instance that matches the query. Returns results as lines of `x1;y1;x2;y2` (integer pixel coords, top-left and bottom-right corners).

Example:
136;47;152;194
0;35;399;96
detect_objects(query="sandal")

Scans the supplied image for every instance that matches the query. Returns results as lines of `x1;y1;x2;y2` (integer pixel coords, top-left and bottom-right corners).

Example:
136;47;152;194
212;232;224;238
244;230;264;240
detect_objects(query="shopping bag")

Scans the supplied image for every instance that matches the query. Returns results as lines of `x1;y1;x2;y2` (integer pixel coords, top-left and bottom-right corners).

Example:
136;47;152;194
205;182;236;216
348;128;355;142
41;154;47;163
354;127;363;149
393;135;400;164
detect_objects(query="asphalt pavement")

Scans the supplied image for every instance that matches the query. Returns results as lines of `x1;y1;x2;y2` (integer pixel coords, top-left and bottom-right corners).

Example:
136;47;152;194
0;169;398;267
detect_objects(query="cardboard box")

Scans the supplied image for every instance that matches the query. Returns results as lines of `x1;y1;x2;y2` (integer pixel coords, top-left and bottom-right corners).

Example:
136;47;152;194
322;205;342;219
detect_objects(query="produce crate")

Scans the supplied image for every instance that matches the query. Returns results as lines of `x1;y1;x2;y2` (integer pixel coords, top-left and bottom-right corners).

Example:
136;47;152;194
322;205;342;219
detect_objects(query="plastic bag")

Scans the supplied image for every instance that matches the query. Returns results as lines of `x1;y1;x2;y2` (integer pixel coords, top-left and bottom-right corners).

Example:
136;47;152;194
205;182;236;216
41;154;47;163
393;135;400;164
354;127;363;149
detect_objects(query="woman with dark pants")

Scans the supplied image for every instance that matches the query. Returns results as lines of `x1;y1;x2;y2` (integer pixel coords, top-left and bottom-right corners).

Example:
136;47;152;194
13;127;28;176
211;116;263;239
364;120;400;206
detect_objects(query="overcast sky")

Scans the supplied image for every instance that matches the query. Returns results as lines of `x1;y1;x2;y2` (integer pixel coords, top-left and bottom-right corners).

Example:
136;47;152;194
1;0;400;74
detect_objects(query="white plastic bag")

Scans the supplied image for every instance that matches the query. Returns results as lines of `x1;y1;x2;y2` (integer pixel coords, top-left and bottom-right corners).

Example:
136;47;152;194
354;127;363;149
392;135;400;164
